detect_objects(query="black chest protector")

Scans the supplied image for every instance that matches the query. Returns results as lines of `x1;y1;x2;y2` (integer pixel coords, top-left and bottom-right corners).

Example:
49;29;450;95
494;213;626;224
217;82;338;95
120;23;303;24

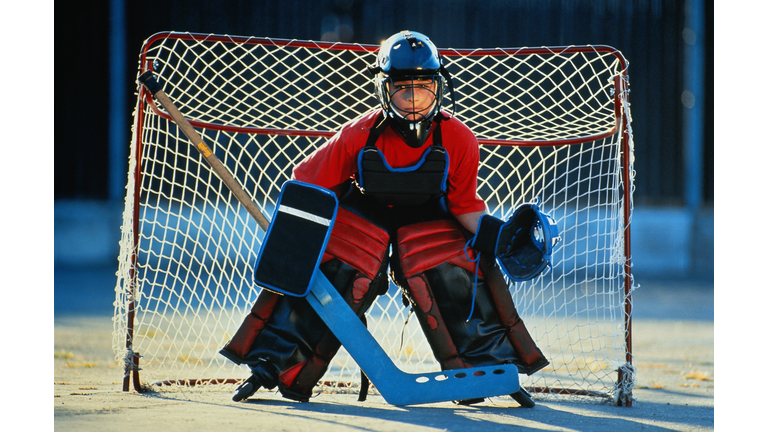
355;115;449;207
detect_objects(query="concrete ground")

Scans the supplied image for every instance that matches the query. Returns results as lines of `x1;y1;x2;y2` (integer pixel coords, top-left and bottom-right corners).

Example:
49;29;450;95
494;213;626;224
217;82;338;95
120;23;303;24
51;270;717;431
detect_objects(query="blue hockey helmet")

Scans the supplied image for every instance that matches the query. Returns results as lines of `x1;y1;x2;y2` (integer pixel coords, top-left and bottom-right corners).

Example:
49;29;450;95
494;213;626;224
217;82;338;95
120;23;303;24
369;31;453;148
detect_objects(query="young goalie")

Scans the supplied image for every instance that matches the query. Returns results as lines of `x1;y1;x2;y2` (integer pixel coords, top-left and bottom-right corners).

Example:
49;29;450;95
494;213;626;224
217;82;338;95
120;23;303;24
220;30;554;404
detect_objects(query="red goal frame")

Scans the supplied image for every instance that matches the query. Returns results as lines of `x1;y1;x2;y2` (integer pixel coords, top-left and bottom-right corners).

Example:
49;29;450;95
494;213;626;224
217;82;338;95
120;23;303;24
120;32;634;406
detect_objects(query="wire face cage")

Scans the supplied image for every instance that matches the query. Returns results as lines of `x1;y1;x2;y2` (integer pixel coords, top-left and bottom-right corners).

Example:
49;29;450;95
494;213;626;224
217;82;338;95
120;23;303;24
114;31;636;405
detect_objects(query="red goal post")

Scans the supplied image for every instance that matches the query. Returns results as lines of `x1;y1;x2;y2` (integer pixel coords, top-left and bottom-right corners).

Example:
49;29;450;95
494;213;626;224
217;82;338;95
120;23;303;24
114;31;636;405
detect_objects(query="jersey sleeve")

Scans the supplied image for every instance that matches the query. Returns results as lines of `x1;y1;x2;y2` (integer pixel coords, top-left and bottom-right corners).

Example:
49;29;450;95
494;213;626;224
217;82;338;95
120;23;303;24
442;120;487;216
291;113;375;190
292;131;354;189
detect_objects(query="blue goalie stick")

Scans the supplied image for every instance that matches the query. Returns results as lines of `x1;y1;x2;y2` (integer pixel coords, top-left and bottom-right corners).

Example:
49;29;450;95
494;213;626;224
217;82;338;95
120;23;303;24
306;269;521;405
138;72;523;406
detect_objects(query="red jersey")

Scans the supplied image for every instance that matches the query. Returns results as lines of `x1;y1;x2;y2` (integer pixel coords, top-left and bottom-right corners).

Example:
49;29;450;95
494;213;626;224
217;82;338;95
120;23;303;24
292;110;487;216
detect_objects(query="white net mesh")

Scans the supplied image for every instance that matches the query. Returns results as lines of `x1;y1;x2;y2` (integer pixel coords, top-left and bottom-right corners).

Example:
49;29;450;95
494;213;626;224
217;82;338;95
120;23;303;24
113;32;636;402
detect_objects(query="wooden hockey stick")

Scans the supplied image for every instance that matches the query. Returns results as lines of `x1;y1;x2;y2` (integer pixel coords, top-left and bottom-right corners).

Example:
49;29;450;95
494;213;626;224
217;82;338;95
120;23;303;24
138;71;271;231
136;71;524;405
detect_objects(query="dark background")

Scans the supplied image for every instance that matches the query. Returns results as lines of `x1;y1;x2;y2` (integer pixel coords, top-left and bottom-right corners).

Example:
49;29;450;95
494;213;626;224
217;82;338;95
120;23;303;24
57;0;713;208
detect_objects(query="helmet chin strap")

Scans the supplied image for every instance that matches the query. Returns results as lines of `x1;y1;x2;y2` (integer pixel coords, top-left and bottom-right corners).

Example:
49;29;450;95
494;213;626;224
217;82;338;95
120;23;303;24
393;116;433;148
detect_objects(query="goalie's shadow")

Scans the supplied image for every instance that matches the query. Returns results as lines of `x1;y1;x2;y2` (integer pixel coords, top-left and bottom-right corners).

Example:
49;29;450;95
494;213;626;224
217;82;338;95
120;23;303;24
237;393;692;432
138;390;696;431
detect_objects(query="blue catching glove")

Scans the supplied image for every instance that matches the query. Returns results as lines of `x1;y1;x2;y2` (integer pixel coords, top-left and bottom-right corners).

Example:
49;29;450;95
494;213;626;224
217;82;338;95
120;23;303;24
469;201;560;282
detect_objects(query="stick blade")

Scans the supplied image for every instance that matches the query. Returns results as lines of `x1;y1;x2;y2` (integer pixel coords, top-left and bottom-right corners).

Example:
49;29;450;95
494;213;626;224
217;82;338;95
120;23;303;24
307;274;521;405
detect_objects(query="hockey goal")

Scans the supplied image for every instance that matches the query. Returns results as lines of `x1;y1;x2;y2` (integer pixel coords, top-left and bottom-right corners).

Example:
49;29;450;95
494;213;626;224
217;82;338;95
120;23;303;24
113;31;637;405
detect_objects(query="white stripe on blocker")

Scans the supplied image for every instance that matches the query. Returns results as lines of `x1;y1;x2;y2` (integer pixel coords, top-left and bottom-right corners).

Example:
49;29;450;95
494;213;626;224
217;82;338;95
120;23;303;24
279;205;331;226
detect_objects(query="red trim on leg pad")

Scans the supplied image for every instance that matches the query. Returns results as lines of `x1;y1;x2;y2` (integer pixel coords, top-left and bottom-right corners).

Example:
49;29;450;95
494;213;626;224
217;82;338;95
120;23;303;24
352;275;372;304
322;207;390;280
397;220;478;278
406;274;467;370
279;360;307;391
220;290;281;362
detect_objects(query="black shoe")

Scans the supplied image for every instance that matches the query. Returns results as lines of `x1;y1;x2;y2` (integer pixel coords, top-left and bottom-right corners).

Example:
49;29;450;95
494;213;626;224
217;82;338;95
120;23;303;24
233;374;262;402
510;387;535;408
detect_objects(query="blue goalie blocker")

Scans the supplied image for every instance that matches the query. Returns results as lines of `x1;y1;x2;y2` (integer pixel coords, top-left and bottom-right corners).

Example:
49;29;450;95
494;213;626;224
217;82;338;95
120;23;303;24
253;181;338;297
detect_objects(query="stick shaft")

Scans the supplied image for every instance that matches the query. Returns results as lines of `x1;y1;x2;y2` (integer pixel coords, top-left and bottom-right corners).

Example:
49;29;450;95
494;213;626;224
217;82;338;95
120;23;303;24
139;73;270;231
